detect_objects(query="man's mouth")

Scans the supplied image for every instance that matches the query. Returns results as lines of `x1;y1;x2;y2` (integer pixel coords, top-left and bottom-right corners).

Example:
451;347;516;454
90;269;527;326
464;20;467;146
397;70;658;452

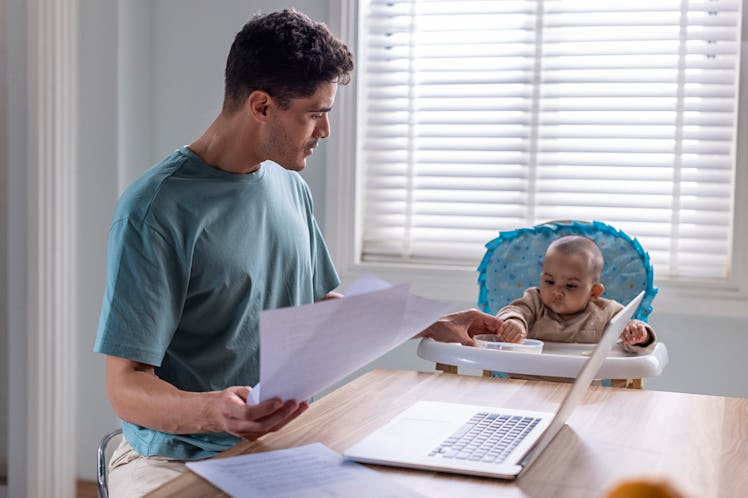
304;142;317;156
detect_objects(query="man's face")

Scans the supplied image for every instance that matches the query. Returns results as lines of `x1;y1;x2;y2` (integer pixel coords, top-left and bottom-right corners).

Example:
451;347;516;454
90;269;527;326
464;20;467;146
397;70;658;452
538;249;598;317
263;81;338;171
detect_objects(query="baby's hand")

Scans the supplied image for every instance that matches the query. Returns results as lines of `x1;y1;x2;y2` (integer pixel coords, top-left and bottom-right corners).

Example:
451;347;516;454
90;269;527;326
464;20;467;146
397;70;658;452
620;320;649;345
498;319;527;344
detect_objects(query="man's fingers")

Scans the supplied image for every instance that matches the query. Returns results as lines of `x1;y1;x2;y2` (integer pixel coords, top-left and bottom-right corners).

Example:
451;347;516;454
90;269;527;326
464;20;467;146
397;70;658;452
253;398;295;421
227;399;303;439
226;386;252;402
267;401;308;433
249;400;298;431
468;310;503;333
227;396;283;424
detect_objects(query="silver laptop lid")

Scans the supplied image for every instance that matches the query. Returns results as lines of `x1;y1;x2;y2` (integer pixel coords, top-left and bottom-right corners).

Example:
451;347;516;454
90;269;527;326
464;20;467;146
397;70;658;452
518;291;645;474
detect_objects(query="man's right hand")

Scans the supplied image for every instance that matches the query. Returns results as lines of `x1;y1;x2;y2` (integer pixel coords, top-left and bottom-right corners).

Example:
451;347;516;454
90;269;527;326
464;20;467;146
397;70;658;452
106;356;306;439
213;386;308;440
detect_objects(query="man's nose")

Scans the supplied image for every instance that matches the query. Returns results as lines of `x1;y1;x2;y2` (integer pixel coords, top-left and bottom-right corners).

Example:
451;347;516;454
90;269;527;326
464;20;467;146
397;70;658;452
315;114;330;139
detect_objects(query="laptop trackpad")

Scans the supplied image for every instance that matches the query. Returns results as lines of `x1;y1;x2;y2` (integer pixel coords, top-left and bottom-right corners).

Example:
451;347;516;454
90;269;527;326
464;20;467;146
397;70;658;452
390;417;451;439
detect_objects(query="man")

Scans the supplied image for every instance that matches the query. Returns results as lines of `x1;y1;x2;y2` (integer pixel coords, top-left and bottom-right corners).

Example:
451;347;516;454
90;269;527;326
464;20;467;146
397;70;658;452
95;9;501;496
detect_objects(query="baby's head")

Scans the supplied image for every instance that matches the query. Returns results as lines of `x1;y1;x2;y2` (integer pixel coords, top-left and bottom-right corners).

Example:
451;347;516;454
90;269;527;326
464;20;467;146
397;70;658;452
539;235;604;317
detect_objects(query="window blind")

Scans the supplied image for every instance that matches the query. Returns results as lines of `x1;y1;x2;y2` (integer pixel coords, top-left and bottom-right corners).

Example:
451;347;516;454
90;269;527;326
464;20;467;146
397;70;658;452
357;0;742;280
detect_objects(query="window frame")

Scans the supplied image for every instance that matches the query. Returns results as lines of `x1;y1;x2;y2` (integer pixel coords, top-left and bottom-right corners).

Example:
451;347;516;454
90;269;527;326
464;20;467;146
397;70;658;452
325;0;748;317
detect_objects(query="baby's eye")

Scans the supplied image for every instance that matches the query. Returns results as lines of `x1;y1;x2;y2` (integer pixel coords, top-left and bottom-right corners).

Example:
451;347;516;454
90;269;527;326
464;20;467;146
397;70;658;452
543;279;554;286
566;283;578;290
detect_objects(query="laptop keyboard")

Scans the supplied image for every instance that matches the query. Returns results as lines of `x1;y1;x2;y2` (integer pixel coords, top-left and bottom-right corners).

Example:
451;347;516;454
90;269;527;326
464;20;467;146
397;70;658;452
428;412;542;464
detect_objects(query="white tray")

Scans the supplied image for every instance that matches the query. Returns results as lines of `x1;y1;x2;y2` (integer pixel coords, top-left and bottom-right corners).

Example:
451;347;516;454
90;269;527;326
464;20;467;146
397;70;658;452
416;338;668;379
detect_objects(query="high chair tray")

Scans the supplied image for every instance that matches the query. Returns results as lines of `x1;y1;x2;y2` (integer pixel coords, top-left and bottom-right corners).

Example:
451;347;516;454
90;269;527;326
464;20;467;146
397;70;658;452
416;338;669;379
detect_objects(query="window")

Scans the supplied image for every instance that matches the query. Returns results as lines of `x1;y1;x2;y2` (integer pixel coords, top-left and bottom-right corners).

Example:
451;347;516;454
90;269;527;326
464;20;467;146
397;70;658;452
325;0;748;314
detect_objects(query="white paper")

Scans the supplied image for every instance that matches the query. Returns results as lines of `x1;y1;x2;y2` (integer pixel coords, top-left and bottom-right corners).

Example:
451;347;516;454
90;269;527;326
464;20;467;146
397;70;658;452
186;442;424;498
248;274;450;403
343;272;392;296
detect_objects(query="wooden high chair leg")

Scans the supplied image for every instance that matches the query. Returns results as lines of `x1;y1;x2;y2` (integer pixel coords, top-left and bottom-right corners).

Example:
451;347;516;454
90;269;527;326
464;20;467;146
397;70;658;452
435;362;458;374
609;378;644;389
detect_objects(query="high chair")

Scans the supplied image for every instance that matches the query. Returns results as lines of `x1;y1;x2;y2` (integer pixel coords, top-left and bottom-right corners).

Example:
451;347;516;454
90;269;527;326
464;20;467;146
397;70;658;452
417;220;668;388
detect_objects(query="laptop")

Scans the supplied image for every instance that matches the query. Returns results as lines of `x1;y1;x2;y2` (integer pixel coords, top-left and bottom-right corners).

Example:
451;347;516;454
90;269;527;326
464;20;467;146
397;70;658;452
344;291;645;480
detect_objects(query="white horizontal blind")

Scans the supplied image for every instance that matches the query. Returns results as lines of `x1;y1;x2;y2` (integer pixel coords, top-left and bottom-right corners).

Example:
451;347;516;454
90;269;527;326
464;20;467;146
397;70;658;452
358;0;742;280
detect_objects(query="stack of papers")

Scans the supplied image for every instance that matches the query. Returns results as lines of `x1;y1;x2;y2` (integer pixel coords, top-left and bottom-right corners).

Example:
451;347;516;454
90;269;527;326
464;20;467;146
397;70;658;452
186;443;424;497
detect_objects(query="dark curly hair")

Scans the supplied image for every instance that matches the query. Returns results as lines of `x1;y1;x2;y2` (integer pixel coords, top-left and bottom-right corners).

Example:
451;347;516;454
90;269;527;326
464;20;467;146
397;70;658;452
223;9;354;112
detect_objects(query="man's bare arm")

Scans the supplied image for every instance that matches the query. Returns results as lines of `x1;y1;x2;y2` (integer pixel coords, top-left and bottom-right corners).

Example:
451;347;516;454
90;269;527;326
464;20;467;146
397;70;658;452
106;355;307;440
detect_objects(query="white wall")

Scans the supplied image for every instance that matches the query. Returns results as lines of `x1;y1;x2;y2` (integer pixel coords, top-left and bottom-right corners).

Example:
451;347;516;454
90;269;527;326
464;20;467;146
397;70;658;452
3;0;747;487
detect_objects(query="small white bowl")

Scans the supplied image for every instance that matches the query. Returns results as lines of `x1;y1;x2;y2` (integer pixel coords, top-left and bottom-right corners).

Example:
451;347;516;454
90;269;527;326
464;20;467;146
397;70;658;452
473;335;544;354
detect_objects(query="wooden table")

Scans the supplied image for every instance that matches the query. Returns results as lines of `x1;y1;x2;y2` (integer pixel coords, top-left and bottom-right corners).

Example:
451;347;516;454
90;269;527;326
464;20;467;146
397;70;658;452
146;369;748;498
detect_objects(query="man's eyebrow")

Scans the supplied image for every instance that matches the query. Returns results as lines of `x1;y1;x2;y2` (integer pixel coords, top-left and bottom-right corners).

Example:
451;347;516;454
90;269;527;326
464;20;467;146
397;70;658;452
309;106;333;113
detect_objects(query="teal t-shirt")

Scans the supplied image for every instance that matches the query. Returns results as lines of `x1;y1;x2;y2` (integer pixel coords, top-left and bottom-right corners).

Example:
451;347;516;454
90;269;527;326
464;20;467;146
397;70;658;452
94;147;340;459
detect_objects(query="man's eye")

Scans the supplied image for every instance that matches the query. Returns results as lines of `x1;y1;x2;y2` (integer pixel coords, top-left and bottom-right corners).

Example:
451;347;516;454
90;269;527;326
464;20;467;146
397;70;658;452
311;113;324;119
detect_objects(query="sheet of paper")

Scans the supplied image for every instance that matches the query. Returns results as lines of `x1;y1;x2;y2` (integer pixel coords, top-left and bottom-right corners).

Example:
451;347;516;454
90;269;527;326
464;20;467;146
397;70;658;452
248;274;451;403
343;272;393;296
186;442;424;498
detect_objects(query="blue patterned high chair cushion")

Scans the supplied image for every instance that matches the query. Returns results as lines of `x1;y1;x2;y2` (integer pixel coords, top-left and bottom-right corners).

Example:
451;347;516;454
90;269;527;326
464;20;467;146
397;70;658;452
477;220;657;321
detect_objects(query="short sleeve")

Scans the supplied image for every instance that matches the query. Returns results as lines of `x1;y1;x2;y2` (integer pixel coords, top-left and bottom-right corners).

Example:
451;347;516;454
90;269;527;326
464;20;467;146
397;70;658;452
94;217;189;366
309;216;340;300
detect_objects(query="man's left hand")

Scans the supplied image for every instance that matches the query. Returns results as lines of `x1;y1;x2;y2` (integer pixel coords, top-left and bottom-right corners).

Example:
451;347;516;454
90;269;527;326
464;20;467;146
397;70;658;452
416;309;503;346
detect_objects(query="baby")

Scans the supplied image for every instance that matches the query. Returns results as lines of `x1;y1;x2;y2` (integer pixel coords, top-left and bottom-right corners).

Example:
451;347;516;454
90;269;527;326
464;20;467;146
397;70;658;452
497;235;655;353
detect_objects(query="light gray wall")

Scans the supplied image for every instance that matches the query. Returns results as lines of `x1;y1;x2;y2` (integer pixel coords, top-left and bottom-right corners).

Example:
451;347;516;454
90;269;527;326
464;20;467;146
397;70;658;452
4;0;747;486
3;0;27;492
644;313;748;397
0;0;8;484
76;0;120;480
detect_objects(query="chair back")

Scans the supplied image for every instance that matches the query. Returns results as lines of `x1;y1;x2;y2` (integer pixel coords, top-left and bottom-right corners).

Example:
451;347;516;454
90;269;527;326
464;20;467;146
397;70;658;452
477;220;657;321
97;428;123;498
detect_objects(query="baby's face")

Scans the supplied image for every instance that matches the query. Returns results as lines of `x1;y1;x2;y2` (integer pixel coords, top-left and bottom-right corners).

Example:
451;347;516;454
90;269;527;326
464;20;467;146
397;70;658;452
539;250;598;317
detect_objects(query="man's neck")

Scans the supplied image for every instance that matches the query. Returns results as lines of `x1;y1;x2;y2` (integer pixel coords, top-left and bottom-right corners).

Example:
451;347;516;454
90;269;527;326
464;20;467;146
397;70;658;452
188;113;262;174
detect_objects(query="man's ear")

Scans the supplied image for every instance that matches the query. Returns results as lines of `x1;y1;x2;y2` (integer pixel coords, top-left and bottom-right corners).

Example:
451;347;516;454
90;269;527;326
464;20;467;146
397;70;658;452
247;90;271;120
591;283;604;298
